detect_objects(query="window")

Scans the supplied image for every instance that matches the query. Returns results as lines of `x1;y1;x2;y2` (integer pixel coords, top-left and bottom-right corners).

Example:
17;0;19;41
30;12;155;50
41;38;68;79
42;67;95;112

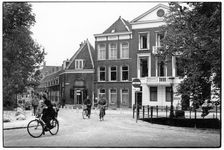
121;65;129;81
139;32;149;50
109;43;117;59
150;87;157;101
98;89;106;100
140;58;148;77
158;60;165;77
109;88;117;104
156;33;164;46
110;66;117;81
121;89;129;104
98;43;106;60
120;42;129;59
166;87;171;102
99;66;106;81
75;59;84;69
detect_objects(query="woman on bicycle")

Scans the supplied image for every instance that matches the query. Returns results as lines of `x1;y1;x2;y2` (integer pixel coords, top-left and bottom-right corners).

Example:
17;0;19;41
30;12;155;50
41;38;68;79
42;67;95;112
83;96;92;117
41;94;56;131
97;94;107;120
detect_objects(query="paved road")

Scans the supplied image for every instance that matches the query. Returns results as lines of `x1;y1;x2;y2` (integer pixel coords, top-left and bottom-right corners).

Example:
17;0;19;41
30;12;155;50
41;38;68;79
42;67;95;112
3;108;221;148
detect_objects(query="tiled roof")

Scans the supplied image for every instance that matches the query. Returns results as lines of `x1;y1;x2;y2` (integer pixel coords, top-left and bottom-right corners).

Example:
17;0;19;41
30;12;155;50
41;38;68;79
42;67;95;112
103;16;131;34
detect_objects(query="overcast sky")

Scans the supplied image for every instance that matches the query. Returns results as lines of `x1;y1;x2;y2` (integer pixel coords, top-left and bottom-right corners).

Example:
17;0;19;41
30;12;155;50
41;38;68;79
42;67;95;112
30;2;168;66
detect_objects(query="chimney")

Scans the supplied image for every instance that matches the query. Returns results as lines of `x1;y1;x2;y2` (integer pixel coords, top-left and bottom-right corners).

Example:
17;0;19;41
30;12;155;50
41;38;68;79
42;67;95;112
80;42;83;47
63;59;70;69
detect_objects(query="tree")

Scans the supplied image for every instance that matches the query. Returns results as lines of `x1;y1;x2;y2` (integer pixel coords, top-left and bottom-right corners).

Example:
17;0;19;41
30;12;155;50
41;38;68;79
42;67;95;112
158;2;221;106
3;2;46;107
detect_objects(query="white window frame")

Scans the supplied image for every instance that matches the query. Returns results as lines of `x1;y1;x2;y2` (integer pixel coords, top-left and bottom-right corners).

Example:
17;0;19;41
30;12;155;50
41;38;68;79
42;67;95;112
155;32;164;46
98;88;106;101
98;66;106;81
75;59;84;69
120;88;129;104
109;88;117;104
98;43;106;60
109;43;117;59
109;66;117;81
139;32;150;50
120;42;129;59
120;65;129;81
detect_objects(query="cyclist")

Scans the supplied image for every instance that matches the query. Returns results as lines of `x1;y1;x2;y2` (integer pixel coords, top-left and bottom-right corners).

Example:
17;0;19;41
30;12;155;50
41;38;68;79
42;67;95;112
97;94;107;120
41;94;56;131
83;96;92;117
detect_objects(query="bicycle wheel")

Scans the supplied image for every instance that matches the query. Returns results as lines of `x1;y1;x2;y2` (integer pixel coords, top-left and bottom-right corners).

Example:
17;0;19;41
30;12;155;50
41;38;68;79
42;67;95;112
49;118;59;135
82;110;88;119
27;119;44;138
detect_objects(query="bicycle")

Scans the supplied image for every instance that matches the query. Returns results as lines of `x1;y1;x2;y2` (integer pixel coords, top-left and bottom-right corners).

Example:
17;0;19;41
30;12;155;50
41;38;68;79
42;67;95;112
82;105;90;119
27;114;59;138
99;105;107;121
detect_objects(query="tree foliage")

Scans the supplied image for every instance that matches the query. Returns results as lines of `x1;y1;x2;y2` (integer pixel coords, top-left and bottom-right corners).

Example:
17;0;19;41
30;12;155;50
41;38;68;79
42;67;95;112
158;2;221;105
3;2;46;105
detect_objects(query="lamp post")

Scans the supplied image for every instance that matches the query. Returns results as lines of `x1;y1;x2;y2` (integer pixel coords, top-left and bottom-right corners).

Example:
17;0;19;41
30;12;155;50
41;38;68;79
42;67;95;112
169;77;175;118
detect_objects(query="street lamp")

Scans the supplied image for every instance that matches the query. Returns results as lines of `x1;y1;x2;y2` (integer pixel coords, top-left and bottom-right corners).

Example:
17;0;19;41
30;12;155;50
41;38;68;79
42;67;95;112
169;77;175;118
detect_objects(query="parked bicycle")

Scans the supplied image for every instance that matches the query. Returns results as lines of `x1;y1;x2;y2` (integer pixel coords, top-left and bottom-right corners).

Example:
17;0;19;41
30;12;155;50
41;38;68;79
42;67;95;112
82;105;90;119
27;114;59;138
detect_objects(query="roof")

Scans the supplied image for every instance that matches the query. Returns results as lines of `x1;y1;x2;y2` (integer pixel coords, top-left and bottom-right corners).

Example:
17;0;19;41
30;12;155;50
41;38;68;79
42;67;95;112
103;16;131;34
130;3;169;23
66;39;95;69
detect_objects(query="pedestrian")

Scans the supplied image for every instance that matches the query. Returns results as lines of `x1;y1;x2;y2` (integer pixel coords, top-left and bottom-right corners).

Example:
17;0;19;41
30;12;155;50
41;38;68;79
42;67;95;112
31;94;39;116
83;96;92;117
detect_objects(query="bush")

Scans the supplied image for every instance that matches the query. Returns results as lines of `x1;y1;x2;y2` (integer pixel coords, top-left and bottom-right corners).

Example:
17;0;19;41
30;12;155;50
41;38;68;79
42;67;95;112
175;110;185;118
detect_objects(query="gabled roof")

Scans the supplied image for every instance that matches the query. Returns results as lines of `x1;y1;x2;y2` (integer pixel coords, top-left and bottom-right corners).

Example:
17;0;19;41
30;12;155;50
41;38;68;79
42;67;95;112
103;16;131;34
66;39;95;69
130;3;169;23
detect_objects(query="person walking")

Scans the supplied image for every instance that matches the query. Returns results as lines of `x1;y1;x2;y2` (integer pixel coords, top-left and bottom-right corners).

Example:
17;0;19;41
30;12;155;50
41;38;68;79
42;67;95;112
31;94;39;116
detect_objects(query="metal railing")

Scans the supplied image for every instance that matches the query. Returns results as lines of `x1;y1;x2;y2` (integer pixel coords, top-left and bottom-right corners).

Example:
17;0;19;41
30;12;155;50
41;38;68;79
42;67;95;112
133;104;221;120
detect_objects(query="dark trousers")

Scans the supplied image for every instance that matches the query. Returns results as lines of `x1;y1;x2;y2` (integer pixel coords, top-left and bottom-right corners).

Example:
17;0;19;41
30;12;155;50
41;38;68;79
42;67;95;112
42;114;52;128
87;106;91;115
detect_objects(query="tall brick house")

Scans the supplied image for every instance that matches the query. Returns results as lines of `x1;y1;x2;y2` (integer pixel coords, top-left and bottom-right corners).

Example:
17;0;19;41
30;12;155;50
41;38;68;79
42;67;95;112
94;16;133;109
130;4;182;107
59;39;95;106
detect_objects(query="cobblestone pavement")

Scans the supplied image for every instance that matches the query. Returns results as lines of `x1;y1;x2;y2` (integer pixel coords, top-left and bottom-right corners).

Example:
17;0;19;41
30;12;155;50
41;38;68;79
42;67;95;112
3;108;221;148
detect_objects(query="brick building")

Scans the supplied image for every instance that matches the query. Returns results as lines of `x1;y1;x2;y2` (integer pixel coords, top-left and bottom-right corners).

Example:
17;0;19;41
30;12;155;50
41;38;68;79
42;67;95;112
130;4;182;107
94;16;133;109
59;39;95;106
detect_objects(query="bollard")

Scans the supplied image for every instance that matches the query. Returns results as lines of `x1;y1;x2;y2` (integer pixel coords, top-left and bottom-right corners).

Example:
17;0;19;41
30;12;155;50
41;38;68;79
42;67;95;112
151;106;153;124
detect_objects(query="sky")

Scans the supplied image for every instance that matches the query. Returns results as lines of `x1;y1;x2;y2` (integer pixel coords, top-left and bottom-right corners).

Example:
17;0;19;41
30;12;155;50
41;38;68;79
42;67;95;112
30;1;168;66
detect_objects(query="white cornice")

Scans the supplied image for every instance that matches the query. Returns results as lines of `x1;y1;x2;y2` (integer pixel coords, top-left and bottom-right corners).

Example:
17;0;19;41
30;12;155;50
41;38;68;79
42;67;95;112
59;69;95;75
94;31;132;37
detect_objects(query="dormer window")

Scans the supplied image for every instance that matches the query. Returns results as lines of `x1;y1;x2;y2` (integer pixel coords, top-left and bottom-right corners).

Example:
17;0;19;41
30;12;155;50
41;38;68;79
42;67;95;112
75;59;84;69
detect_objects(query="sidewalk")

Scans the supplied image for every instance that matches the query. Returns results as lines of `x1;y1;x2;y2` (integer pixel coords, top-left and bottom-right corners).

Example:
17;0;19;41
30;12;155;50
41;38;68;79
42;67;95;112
3;107;134;130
